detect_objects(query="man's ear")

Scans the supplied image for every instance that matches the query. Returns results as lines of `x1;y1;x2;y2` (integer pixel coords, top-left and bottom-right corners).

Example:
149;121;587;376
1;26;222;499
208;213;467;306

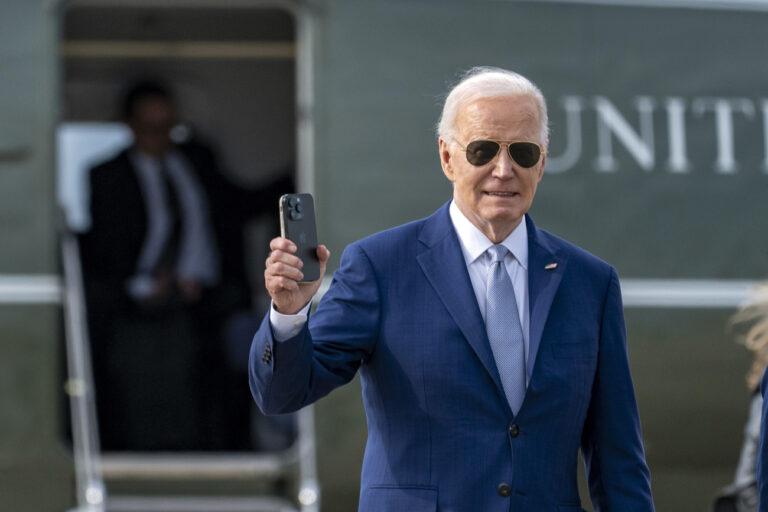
438;138;455;182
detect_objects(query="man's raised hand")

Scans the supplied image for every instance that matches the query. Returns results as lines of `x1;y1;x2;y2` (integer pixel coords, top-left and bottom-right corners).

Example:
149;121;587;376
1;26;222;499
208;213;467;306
264;237;330;315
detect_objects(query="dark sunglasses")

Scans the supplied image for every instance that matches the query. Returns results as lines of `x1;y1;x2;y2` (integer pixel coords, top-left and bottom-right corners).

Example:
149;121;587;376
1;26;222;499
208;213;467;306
459;139;545;168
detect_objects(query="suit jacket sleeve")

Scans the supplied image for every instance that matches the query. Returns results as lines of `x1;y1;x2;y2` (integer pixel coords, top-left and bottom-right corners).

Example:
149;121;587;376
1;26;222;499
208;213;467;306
80;164;121;284
580;268;655;511
249;242;380;415
78;160;140;315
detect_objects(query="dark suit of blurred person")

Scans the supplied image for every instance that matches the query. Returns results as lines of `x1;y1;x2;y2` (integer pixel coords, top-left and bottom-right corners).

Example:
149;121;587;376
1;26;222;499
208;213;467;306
80;82;291;450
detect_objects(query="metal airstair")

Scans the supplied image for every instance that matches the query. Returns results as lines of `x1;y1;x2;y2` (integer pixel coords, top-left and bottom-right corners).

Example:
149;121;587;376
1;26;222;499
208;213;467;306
61;230;320;512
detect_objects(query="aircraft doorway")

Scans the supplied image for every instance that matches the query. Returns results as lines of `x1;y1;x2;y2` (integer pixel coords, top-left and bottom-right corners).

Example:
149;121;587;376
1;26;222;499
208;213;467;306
59;1;298;455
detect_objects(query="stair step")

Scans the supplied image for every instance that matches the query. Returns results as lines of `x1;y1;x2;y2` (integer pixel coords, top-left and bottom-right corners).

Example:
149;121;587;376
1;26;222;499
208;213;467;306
106;495;298;512
101;451;296;480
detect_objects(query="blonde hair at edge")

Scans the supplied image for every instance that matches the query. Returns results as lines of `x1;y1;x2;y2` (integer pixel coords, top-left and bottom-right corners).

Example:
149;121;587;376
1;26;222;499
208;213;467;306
730;283;768;391
436;66;550;147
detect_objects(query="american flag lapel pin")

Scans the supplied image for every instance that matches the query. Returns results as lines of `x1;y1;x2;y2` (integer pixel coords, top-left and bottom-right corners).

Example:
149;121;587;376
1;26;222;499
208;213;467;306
545;263;558;270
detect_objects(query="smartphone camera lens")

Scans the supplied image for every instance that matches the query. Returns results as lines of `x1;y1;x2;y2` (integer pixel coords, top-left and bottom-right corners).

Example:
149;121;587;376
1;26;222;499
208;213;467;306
290;210;303;221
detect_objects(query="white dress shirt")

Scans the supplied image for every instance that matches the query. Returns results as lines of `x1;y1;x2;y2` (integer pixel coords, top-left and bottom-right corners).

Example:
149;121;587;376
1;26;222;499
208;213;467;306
270;200;531;356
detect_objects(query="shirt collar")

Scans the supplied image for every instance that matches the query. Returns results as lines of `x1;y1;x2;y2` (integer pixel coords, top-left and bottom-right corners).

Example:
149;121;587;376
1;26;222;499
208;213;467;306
449;200;528;270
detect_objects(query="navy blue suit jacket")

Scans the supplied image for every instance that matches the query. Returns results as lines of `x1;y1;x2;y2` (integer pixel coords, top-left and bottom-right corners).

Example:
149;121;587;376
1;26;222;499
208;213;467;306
757;367;768;511
250;203;654;511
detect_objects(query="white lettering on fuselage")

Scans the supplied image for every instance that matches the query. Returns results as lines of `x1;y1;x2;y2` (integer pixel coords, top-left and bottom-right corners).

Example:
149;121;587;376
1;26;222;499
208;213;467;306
545;95;766;174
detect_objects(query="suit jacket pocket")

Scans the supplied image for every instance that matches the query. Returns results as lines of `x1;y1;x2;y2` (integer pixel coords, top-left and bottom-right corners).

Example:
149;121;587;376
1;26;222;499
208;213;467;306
551;342;596;360
359;486;437;511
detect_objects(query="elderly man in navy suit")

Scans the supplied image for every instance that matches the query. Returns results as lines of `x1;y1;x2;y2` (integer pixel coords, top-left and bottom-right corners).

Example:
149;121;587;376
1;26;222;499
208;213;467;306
250;67;654;511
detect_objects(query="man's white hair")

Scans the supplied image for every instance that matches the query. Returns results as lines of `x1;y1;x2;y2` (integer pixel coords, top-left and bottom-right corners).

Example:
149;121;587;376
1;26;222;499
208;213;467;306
436;66;549;146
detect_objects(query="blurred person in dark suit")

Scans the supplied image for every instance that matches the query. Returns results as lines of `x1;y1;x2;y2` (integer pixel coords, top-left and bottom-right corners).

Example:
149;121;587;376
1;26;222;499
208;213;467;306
79;81;292;451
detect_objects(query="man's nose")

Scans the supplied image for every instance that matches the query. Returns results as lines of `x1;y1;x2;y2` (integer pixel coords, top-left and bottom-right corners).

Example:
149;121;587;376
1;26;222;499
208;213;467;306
492;145;516;178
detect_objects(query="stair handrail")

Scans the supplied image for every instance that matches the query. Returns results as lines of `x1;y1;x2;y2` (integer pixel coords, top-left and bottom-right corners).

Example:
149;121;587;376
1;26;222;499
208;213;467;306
61;228;106;512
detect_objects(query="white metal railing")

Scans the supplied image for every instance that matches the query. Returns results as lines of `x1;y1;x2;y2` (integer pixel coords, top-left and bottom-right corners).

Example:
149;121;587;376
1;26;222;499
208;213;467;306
61;230;107;512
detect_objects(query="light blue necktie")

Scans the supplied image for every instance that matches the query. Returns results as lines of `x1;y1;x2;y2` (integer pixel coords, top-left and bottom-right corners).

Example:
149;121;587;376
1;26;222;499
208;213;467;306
486;244;526;415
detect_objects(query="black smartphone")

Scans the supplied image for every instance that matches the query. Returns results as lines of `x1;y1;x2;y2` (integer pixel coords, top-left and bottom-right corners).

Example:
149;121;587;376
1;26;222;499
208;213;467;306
279;193;320;282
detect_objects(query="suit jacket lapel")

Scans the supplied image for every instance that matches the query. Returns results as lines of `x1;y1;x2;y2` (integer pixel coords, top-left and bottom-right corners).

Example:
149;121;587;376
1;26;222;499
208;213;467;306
526;215;566;378
416;204;506;397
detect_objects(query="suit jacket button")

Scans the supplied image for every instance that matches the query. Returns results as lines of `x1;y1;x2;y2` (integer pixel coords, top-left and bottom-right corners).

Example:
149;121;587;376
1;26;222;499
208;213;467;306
508;424;520;437
497;483;512;497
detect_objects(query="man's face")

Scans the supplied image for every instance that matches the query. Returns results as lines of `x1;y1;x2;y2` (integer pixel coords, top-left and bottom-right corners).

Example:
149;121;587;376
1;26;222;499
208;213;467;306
129;97;176;157
439;95;546;242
